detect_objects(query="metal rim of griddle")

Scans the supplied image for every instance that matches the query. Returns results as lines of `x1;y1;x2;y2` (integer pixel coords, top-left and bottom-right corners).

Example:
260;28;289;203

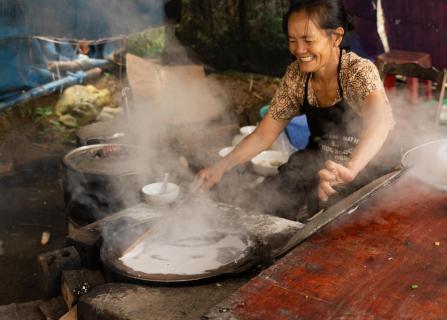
100;230;259;284
62;143;145;176
401;138;447;191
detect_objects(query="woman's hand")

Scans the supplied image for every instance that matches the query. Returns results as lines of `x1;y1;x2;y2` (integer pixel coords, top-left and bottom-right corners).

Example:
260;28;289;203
191;163;226;192
318;160;357;202
317;90;394;202
191;114;288;193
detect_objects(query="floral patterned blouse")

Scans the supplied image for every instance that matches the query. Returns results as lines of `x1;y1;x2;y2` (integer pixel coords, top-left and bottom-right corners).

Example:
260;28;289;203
269;50;385;121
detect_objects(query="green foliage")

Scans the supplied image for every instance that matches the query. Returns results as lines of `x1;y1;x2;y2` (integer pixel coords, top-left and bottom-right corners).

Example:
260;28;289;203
127;27;166;58
49;119;61;129
60;127;77;146
17;106;33;118
34;106;76;145
33;106;53;123
51;119;76;139
175;0;290;75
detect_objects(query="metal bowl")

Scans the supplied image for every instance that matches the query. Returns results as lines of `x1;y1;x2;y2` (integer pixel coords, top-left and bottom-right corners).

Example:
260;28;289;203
401;139;447;191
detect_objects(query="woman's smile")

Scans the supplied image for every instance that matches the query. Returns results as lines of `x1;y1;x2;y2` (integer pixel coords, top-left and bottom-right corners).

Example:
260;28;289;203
298;55;315;62
287;11;340;74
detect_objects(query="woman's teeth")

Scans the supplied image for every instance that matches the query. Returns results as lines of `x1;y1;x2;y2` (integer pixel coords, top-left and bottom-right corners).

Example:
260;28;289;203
300;56;314;62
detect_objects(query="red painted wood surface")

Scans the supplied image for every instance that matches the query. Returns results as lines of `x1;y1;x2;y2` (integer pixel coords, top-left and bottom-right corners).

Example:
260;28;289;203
221;174;447;319
377;50;433;105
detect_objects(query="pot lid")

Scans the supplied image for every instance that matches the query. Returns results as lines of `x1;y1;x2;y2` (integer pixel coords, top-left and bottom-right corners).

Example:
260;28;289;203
63;143;146;176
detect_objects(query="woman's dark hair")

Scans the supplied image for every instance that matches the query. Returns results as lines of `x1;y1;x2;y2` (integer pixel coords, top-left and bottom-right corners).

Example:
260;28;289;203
283;0;355;35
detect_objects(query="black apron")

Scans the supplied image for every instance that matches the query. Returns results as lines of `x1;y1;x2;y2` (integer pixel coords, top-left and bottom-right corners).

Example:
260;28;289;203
302;49;362;163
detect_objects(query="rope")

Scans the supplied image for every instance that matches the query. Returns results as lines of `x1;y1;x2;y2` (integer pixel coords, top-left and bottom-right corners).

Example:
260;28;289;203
55;61;64;94
33;35;125;45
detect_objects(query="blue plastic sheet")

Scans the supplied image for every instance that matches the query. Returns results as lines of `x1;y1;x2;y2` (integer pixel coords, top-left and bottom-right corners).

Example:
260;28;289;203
0;36;122;98
0;0;165;39
0;0;166;100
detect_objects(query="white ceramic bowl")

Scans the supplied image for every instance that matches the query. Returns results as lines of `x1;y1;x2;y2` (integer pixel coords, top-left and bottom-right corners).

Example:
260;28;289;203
142;182;180;205
232;134;244;146
218;146;235;157
240;125;257;137
250;150;289;176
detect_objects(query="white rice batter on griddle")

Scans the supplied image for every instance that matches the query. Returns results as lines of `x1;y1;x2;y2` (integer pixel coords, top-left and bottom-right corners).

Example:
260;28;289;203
119;230;250;275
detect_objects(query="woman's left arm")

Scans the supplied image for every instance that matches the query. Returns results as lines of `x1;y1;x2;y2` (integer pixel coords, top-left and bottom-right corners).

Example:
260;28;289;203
346;90;394;175
318;90;394;201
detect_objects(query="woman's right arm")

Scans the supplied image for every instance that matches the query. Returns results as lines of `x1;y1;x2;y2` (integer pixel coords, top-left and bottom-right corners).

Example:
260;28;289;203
193;62;301;191
194;114;288;190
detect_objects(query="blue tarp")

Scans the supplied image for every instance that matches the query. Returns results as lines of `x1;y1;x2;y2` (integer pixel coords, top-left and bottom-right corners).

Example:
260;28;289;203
0;0;166;101
0;37;122;96
0;0;165;39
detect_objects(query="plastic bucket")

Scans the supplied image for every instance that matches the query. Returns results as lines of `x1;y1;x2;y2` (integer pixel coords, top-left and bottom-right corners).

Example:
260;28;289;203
259;105;310;150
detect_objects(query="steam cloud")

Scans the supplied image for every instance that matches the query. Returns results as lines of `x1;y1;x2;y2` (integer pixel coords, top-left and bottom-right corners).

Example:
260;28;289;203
93;27;236;260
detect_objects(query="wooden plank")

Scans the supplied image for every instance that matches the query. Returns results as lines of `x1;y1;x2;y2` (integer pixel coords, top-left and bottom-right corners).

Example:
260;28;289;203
382;63;442;82
206;174;447;319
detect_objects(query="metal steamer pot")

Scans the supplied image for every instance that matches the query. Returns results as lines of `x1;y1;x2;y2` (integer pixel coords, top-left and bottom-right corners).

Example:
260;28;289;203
62;144;149;224
99;218;260;284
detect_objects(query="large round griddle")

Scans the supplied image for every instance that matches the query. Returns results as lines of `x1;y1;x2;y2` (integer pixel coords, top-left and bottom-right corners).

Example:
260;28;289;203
401;139;447;191
100;224;259;283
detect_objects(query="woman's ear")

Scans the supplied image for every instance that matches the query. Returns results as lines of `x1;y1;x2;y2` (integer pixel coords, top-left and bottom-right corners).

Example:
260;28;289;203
333;27;345;47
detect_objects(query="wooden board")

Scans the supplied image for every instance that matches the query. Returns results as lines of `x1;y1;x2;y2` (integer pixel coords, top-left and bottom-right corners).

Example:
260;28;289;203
206;174;447;319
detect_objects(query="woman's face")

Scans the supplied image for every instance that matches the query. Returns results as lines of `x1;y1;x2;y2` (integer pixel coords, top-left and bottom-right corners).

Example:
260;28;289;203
287;11;342;74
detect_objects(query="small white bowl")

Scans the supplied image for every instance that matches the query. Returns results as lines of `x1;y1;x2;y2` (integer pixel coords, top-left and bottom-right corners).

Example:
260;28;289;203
240;125;257;137
218;146;235;157
232;134;244;146
142;182;180;205
251;151;289;176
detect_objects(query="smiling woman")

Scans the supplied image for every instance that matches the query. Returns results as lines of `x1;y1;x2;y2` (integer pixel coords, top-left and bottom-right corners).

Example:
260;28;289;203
195;0;398;221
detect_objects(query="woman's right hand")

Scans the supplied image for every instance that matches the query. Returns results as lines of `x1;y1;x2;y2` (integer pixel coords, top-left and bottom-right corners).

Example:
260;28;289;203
191;114;287;192
318;160;357;201
191;163;226;192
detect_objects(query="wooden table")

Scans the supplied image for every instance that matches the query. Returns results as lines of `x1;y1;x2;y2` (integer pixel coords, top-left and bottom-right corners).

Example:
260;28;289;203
206;172;447;319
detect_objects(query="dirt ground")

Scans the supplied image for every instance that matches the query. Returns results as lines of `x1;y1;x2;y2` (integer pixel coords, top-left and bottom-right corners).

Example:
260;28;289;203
0;71;280;305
